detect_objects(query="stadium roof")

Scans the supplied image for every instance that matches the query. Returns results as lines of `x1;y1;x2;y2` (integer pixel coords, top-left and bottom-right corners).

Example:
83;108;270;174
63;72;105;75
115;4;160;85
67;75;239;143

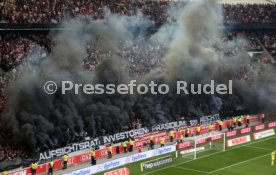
158;0;275;4
218;0;276;4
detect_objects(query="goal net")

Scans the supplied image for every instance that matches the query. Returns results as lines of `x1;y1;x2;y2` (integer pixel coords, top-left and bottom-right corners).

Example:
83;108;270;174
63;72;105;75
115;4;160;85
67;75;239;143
176;131;225;160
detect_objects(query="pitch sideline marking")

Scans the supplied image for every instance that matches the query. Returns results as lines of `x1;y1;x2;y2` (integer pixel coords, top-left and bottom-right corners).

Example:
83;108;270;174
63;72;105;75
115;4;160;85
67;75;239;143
173;166;209;174
244;145;273;151
141;136;276;175
207;153;270;174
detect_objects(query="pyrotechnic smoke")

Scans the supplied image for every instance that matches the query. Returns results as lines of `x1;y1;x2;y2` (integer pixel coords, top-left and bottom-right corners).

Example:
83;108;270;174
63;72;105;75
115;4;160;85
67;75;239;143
0;0;276;152
0;16;144;150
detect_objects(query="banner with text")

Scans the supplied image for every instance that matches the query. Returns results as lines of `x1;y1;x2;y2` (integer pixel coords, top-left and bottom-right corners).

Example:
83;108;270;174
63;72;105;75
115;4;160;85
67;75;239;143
227;135;251;147
253;129;275;140
141;156;173;172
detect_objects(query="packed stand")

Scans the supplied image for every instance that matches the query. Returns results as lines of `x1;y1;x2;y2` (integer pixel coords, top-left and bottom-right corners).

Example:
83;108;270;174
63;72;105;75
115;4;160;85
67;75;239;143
0;33;50;111
68;36;166;76
258;32;276;59
0;132;31;162
219;31;262;58
0;75;7;114
118;37;166;76
0;0;168;24
0;33;49;72
223;4;276;24
0;31;270;112
238;32;262;50
1;1;276;24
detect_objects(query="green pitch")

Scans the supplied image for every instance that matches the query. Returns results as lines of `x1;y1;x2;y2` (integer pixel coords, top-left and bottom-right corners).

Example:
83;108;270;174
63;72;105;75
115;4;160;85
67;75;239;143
96;131;276;175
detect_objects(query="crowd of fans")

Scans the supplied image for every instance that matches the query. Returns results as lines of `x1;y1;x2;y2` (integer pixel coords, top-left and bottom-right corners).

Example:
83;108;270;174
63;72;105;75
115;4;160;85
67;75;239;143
221;31;262;57
259;32;276;59
0;33;50;112
0;132;30;162
0;33;49;72
223;4;276;24
82;37;166;76
0;75;8;114
1;1;276;24
0;0;168;25
119;37;166;76
1;31;266;83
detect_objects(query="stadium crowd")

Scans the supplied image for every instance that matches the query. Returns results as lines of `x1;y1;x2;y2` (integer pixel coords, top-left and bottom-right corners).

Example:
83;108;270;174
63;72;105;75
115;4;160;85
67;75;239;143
0;1;276;24
0;0;168;25
0;0;276;169
221;31;262;57
0;131;31;162
223;4;276;24
259;32;276;59
0;30;270;110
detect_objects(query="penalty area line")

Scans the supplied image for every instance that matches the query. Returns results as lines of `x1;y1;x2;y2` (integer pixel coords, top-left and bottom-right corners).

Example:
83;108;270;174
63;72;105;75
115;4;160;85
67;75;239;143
207;153;270;174
173;166;209;174
244;145;273;151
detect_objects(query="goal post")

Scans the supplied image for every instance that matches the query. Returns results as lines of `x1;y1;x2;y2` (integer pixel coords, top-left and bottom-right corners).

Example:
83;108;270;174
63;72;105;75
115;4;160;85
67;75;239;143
176;131;225;160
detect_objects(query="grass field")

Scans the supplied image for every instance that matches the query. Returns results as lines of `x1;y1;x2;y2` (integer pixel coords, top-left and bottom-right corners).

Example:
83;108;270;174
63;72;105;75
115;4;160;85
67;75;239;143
96;131;276;175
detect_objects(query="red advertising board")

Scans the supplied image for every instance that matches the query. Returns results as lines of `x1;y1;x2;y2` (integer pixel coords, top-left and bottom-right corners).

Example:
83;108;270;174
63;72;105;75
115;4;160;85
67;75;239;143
240;127;251;134
176;141;192;150
134;131;164;139
226;130;237;137
195;138;206;145
255;124;265;131
104;167;130;175
8;168;30;175
268;122;276;128
133;139;148;148
211;134;222;141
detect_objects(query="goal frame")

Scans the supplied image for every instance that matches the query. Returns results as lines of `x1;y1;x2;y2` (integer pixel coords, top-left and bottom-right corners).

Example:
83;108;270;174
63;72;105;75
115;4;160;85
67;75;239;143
176;132;226;160
195;132;225;159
